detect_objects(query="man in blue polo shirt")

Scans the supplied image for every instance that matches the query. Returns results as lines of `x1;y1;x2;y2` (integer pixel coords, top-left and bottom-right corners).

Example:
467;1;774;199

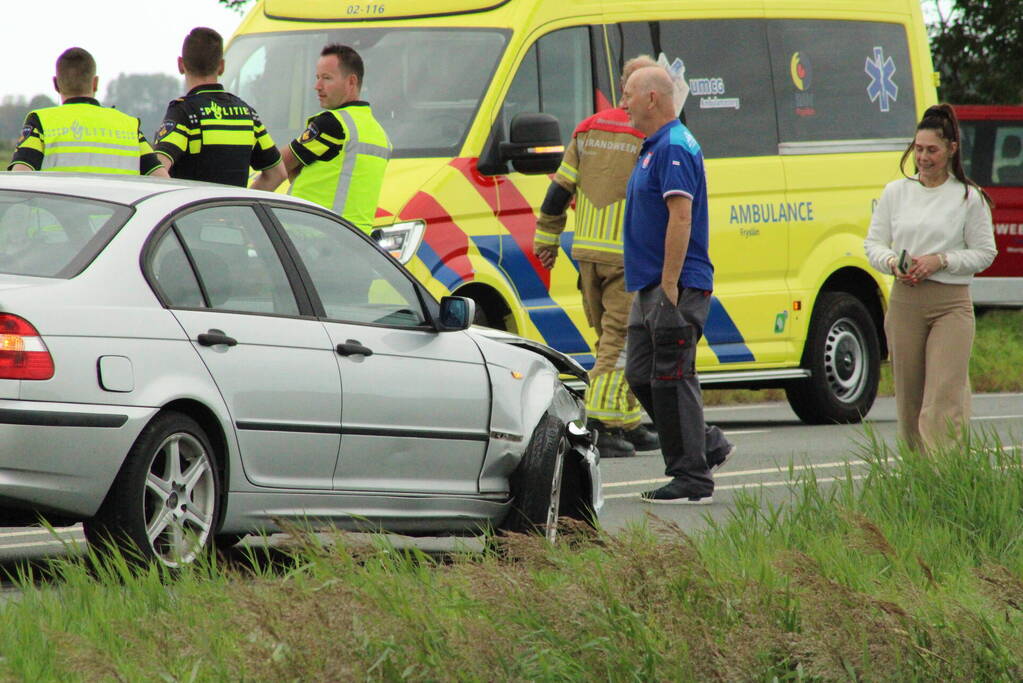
621;66;732;504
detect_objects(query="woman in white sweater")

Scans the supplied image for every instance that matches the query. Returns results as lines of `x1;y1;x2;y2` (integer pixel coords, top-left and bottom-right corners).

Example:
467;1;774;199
864;103;996;451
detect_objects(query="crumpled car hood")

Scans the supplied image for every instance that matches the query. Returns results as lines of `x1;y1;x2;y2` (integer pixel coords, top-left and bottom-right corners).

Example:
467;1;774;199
466;326;589;385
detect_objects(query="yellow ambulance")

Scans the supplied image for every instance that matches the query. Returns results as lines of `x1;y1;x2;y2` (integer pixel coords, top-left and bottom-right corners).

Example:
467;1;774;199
223;0;936;424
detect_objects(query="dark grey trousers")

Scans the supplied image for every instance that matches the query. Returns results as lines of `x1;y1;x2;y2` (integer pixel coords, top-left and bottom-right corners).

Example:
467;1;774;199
625;287;729;494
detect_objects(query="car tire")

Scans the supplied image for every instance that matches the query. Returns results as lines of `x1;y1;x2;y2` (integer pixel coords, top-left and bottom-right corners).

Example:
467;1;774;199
83;411;220;568
499;413;567;542
785;291;880;424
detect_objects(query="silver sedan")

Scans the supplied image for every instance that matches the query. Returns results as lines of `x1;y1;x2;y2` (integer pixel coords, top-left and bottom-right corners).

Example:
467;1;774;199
0;174;601;567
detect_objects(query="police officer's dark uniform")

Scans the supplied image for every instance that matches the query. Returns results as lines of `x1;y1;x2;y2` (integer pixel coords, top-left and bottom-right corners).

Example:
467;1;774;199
153;84;281;187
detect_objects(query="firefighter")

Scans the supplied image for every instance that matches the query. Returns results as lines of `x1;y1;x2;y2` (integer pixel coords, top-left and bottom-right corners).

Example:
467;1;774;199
533;56;659;458
153;27;285;189
274;43;391;233
8;47;167;177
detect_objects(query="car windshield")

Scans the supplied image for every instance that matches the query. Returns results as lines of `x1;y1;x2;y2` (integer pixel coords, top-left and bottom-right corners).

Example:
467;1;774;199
223;28;509;158
0;191;131;278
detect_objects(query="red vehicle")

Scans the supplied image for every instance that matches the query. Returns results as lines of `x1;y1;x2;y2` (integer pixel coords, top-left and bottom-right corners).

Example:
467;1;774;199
955;105;1023;307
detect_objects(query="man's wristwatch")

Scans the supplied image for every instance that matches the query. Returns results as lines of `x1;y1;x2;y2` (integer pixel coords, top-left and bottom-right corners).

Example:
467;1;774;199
938;252;949;270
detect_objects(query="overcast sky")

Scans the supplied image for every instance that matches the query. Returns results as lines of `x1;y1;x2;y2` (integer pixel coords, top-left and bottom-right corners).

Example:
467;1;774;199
0;0;247;102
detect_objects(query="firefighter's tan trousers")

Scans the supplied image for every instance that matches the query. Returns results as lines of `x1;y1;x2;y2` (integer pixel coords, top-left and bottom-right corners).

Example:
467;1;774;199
579;261;643;429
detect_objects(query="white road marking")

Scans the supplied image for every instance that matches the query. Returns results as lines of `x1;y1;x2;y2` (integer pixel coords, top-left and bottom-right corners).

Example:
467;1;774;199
603;443;1023;497
722;429;770;436
603;459;869;489
971;415;1023;421
605;474;868;499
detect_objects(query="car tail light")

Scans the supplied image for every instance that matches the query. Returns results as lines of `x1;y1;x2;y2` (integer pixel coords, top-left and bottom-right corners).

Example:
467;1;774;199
0;314;54;380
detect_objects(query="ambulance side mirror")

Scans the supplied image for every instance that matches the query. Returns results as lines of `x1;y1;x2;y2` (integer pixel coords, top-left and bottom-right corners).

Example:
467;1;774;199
498;113;564;175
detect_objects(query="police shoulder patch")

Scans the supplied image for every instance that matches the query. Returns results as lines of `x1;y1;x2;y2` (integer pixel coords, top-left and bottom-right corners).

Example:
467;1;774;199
15;124;34;146
300;122;319;143
156;120;177;141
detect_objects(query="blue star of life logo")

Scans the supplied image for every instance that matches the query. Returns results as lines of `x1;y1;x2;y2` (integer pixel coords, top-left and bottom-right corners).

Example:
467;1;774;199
865;46;898;112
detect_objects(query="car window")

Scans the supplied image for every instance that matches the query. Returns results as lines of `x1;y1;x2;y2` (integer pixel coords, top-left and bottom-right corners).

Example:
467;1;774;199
270;208;428;327
150;229;204;308
960;121;976;178
173;205;299;316
503;26;594;145
0;192;128;278
993;125;1023;186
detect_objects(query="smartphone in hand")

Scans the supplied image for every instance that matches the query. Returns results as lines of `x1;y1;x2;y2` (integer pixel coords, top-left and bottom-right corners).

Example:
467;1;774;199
897;249;910;275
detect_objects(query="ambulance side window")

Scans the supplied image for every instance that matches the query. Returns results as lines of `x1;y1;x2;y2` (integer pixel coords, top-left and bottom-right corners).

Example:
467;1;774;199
502;26;594;146
503;47;539;130
767;20;917;149
609;20;777;159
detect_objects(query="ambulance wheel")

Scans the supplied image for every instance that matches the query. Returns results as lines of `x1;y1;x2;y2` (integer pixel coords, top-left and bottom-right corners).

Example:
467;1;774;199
785;292;879;424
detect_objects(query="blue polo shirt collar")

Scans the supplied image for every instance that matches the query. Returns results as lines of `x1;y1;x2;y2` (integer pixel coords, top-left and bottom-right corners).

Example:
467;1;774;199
641;120;678;153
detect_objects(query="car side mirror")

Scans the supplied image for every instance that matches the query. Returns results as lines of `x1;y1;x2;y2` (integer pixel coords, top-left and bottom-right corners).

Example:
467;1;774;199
498;113;564;175
437;296;475;331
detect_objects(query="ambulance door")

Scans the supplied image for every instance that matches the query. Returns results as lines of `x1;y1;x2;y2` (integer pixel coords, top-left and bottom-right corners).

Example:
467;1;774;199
766;19;919;329
474;24;603;368
607;19;792;368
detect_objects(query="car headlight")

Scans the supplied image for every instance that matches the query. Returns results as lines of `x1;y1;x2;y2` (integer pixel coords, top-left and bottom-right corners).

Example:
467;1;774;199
371;220;425;264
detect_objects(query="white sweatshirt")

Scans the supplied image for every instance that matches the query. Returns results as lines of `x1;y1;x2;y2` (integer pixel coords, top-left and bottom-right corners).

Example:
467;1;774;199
864;175;996;285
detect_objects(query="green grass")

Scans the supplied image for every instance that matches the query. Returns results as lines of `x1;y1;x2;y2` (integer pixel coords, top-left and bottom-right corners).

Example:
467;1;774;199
4;428;1023;680
707;307;1023;405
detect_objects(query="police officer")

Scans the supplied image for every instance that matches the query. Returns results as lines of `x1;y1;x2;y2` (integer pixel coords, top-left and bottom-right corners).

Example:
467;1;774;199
274;44;391;234
8;47;167;177
533;56;660;458
153;27;285;189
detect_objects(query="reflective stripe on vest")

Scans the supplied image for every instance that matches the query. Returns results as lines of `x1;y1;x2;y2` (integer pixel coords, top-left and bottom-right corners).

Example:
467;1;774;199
290;105;391;233
35;104;142;175
572;193;626;255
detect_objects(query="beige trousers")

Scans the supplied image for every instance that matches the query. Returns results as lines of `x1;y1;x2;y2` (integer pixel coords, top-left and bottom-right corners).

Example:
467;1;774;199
578;260;642;429
884;280;974;451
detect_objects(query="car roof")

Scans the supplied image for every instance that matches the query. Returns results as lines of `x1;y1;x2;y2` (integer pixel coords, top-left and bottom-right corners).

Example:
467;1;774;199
0;172;314;208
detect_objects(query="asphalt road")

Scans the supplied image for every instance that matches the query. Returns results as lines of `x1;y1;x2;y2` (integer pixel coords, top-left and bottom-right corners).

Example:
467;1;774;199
2;393;1021;568
599;392;1023;533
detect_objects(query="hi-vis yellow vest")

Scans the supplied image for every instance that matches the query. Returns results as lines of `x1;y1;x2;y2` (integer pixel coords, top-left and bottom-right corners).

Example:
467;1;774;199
290;104;391;234
35;103;145;174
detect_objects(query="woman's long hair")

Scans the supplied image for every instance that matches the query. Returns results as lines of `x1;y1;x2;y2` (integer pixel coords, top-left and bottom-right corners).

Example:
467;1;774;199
899;103;993;207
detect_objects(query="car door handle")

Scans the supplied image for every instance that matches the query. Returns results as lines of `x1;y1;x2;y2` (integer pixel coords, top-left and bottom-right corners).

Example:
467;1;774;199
197;329;238;347
336;339;373;356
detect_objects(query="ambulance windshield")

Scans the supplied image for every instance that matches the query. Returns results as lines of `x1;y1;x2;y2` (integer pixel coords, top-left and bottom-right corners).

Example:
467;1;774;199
224;28;509;158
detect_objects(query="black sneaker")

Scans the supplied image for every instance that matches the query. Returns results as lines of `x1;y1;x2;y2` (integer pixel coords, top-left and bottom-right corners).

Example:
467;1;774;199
588;421;637;458
640;481;713;505
623;424;660;452
707;444;736;473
